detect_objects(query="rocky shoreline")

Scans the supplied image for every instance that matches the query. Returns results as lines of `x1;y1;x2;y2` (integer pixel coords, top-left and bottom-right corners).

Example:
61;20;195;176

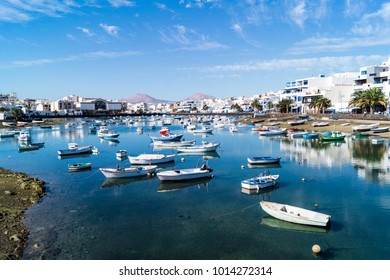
0;168;45;260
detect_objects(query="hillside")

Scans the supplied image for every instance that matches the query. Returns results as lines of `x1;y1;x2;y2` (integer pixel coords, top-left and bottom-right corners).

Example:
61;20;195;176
120;94;170;104
182;93;216;101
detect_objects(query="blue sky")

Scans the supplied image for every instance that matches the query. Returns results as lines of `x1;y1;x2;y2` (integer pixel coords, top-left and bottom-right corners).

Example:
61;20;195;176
1;0;390;101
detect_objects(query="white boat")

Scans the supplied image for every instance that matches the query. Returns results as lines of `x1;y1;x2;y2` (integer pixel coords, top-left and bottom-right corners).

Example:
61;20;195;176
0;131;16;138
241;174;279;191
68;162;92;172
97;126;120;139
99;165;157;178
247;156;282;164
260;201;331;227
157;164;213;181
352;123;379;132
177;142;219;153
128;153;176;165
258;128;287;136
288;131;308;139
58;146;92;156
192;126;213;133
312;121;329;127
152;139;196;147
288;119;306;126
371;126;389;133
116;150;128;158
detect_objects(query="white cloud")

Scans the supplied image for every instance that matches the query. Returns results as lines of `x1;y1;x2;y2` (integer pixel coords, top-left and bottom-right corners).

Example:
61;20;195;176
159;24;226;51
99;23;120;37
77;27;94;37
0;50;141;68
108;0;136;8
203;55;388;74
155;3;175;13
351;2;390;36
289;0;307;28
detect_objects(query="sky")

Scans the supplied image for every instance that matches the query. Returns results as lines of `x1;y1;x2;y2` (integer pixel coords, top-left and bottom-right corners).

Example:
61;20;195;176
1;0;390;102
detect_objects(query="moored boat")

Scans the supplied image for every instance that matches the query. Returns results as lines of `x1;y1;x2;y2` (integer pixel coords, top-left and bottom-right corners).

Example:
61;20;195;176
258;128;287;136
68;162;92;172
99;165;158;178
352;123;379;132
302;133;319;140
18;144;40;152
371;126;389;133
247;156;282;165
58;146;92;156
128;153;176;165
177;142;219;153
241;173;279;190
321;131;346;141
312;121;329;127
259;201;331;227
116;150;128;158
156;164;213;181
152;139;196;147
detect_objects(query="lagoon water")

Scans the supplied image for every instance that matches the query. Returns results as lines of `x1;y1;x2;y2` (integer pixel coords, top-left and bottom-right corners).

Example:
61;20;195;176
1;118;390;260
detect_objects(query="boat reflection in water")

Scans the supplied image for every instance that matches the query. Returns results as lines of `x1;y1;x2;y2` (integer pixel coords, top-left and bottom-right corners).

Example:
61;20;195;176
260;216;329;234
158;177;213;192
100;176;155;188
241;184;279;196
177;150;220;160
247;163;281;169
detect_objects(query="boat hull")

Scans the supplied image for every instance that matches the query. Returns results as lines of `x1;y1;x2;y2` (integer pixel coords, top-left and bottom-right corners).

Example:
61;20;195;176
260;201;331;227
247;157;281;164
99;166;157;178
128;154;176;165
157;167;213;181
241;175;279;190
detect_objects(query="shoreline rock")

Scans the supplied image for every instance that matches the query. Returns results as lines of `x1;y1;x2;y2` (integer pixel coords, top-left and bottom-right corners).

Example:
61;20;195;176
0;167;45;260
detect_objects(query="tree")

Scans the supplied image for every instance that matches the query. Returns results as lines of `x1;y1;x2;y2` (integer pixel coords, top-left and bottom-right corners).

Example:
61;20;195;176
348;88;387;114
202;104;209;112
250;98;261;112
316;96;332;114
230;104;242;112
276;99;294;113
10;108;24;120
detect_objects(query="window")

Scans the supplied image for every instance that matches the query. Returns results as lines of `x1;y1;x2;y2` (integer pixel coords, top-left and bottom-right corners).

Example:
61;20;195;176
361;70;367;75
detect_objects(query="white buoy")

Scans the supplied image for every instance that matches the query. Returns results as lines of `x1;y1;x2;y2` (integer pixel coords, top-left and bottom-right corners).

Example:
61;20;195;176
312;244;321;255
314;203;319;208
181;158;185;162
241;165;245;169
302;178;305;182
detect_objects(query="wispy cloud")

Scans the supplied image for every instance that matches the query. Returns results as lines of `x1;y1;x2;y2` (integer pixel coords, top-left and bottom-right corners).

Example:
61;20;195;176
155;2;176;13
351;2;390;35
108;0;136;8
202;55;388;74
77;26;95;37
179;0;221;9
0;0;75;22
289;0;307;28
99;23;120;37
159;24;226;51
0;50;142;69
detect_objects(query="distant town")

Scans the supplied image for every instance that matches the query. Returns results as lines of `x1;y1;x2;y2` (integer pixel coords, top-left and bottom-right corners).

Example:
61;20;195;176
1;58;389;120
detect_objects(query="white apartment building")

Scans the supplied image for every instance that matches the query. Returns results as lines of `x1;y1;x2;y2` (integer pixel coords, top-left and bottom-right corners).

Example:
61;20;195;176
281;72;358;113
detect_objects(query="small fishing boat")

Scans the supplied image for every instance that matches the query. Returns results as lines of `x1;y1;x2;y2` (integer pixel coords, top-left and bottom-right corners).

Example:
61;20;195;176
192;126;213;134
156;164;213;182
68;163;92;172
116;150;128;158
288;119;306;126
241;173;279;191
312;121;329;127
128;153;176;165
258;128;287;136
352;123;379;132
17;131;31;142
99;165;158;178
259;201;331;227
57;146;92;156
247;156;282;165
302;133;319;140
177;142;219;153
0;131;16;138
352;132;369;139
289;131;308;139
18;144;40;152
229;125;238;132
371;126;389;133
152;139;196;147
321;131;346;141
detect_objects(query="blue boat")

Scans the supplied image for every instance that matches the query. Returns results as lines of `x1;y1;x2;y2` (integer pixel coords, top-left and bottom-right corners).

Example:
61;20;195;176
303;133;319;140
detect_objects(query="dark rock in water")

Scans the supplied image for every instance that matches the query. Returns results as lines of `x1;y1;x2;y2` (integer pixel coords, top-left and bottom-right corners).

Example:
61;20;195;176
177;214;191;220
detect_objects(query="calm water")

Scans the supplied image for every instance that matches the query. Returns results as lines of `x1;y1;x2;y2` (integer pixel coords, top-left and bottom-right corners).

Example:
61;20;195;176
1;118;390;260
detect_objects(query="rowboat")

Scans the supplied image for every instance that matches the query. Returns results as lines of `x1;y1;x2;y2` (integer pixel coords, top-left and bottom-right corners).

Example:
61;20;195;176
258;128;287;136
371;127;389;133
68;163;92;172
312;121;329;127
288;119;306;126
241;174;279;191
247;156;281;165
57;146;92;156
192;126;213;134
150;133;184;142
352;123;379;132
156;164;213;181
352;132;369;139
177;142;219;153
18;144;40;152
302;133;319;140
128;153;176;165
99;165;157;178
116;150;128;158
321;131;346;141
289;131;308;139
259;201;331;227
0;132;16;138
152;139;196;147
371;137;385;144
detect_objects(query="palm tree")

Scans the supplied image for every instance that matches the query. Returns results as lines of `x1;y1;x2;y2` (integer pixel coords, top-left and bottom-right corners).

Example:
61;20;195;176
349;88;387;114
250;98;261;112
308;97;320;113
316;96;332;114
276;99;294;113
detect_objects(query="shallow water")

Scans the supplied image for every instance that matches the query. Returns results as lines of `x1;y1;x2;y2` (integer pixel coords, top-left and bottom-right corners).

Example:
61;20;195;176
1;119;390;259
